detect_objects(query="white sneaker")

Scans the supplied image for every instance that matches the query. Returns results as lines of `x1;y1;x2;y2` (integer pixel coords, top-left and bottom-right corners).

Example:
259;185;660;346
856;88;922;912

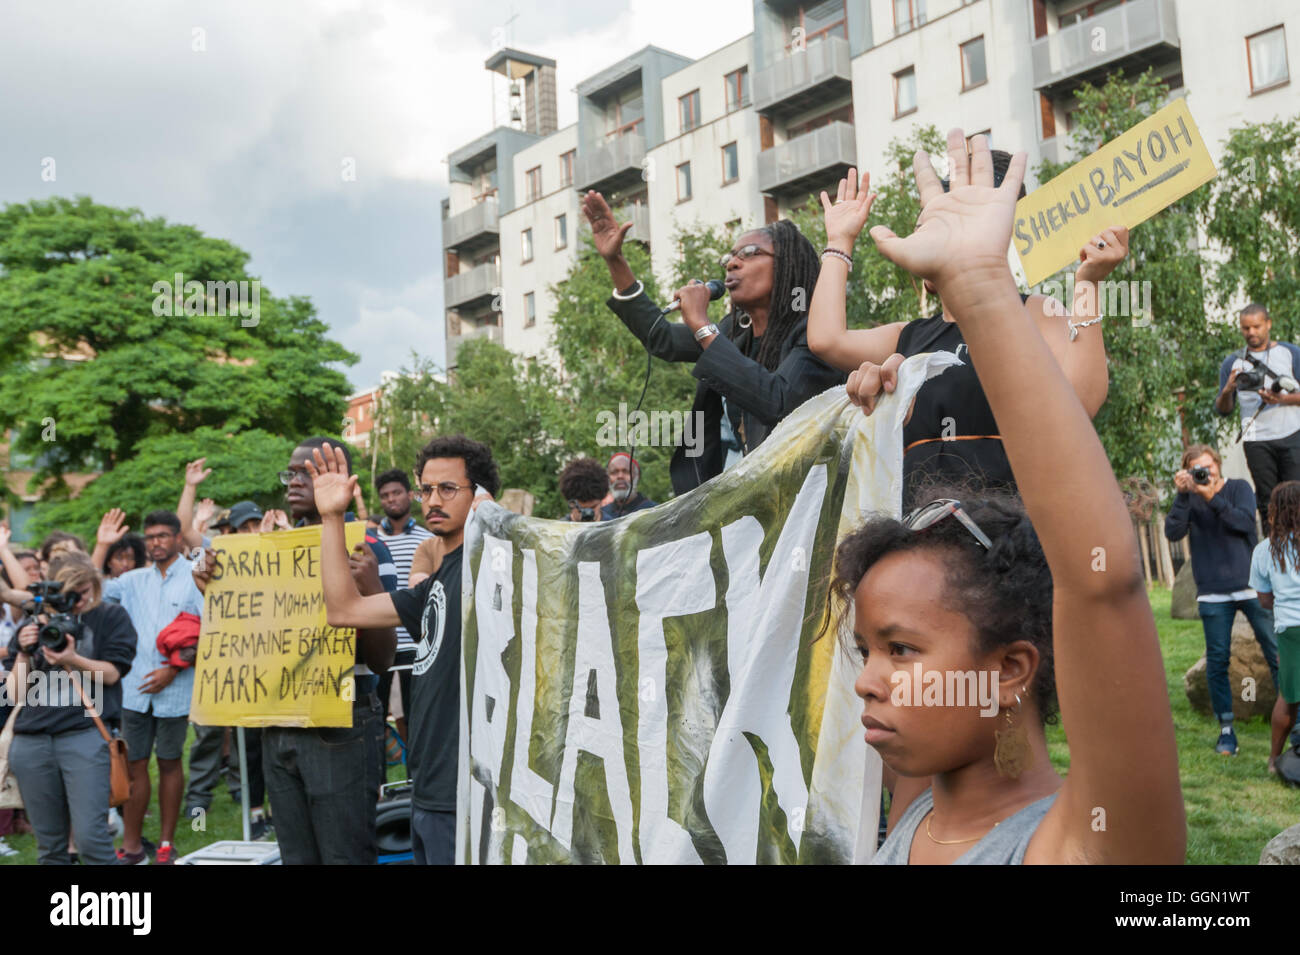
107;809;124;839
0;839;18;857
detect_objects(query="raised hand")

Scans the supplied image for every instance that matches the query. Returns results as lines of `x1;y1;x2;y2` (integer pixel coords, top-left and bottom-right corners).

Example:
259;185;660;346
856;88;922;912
1076;226;1129;283
581;190;633;261
869;131;1026;293
194;498;217;528
97;508;129;546
0;522;10;551
820;168;876;252
260;509;291;533
185;457;212;487
304;444;357;518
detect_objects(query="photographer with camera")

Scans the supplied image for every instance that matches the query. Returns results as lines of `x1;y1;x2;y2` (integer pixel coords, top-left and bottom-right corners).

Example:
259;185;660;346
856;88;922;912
4;554;137;864
1215;304;1300;535
1165;444;1281;756
559;457;608;523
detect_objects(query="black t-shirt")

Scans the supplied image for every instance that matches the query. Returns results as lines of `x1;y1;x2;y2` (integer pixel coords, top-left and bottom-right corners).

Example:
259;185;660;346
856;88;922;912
7;602;137;735
390;544;462;812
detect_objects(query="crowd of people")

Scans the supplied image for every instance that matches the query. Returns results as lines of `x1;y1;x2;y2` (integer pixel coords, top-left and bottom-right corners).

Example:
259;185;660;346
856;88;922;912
0;131;1295;866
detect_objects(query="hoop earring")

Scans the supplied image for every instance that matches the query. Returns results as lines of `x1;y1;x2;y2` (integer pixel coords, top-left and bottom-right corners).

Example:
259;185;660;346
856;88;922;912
736;309;752;329
993;692;1031;780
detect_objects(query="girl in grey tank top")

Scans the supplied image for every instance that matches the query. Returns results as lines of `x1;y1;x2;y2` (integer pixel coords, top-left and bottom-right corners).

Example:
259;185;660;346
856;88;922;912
871;789;1058;865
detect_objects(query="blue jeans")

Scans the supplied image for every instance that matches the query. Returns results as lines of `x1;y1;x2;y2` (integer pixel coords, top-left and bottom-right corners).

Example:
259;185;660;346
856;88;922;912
411;807;455;865
1197;598;1280;721
262;692;383;864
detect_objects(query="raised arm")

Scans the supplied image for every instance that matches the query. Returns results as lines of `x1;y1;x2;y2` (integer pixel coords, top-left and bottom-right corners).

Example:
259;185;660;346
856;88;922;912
91;508;129;571
0;524;29;595
869;130;1183;865
177;458;212;550
807;169;907;372
307;445;401;631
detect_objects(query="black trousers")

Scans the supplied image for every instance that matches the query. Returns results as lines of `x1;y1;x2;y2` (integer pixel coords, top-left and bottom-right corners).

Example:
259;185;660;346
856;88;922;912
1244;429;1300;533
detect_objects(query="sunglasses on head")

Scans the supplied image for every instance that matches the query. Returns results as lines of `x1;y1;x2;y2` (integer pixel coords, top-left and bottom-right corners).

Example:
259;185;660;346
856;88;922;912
902;498;993;550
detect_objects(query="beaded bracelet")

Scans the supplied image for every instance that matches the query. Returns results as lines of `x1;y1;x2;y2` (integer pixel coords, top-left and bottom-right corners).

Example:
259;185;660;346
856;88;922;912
821;248;853;271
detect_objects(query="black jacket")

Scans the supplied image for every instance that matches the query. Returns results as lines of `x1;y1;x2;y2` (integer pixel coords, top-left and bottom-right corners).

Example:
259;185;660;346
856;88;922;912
607;289;846;495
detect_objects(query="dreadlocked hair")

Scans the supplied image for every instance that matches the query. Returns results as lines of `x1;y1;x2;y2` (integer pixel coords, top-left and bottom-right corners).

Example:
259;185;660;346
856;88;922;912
729;219;820;372
1268;481;1300;573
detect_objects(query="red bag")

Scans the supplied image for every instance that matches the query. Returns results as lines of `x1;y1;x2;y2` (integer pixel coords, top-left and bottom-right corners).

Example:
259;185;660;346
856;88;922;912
155;611;201;668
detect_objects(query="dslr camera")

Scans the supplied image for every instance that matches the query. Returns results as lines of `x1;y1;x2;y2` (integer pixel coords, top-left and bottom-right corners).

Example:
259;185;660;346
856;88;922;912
18;580;83;658
1235;353;1300;394
1190;466;1212;485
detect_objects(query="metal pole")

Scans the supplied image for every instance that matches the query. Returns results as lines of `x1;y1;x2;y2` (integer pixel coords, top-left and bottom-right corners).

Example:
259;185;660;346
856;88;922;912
237;726;251;842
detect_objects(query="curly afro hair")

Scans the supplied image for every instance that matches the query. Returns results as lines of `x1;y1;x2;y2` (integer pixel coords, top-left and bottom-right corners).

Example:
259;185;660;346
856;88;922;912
829;481;1057;722
415;434;501;498
559;457;610;504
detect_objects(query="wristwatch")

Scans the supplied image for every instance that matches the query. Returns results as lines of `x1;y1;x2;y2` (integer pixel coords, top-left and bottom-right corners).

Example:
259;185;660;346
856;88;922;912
694;323;719;342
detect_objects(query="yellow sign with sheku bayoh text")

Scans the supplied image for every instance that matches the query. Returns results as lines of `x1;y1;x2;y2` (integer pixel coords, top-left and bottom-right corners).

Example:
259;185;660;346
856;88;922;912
189;522;365;728
1013;98;1217;288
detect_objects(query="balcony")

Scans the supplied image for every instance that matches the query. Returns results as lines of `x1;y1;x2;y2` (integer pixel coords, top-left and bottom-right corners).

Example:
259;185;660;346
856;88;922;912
575;132;647;194
447;323;504;366
444;261;499;310
757;121;856;199
443;199;499;253
753;35;852;118
1031;0;1179;92
619;201;651;244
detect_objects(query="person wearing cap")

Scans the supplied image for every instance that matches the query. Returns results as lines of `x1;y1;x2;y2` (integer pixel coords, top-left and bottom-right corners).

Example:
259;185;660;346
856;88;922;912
601;452;656;521
225;500;264;535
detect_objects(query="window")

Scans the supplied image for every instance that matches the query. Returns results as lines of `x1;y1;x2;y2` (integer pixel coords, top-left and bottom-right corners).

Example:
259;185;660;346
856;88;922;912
725;67;749;112
525;166;541;202
472;159;498;202
679;89;701;132
1040;92;1056;139
524;292;536;328
521;228;533;263
721;142;739;184
785;0;847;48
555;213;567;249
1057;0;1123;29
960;36;987;90
605;86;644;139
559;149;575;187
1248;26;1289;94
676;161;693;202
789;102;853;138
893;66;917;118
893;0;927;35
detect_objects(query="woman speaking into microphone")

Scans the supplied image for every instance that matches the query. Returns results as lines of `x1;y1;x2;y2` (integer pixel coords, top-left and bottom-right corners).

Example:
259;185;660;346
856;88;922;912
581;191;845;495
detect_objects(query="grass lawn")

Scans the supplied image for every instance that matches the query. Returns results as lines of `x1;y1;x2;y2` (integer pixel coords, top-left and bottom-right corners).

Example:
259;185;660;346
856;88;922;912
1;724;409;865
3;589;1297;864
1044;586;1299;865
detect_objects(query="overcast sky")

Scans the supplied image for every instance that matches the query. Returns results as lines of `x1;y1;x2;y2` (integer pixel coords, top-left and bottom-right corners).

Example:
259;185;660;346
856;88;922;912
0;0;752;393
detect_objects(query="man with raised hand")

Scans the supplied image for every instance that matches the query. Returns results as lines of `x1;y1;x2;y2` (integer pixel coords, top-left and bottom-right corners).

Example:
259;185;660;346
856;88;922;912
309;434;499;865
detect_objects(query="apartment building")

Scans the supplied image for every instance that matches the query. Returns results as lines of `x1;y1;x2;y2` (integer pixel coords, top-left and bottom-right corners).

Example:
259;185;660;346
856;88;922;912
441;0;1298;368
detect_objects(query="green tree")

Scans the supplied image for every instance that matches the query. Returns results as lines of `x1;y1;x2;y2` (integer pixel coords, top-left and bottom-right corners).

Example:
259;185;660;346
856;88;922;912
27;427;297;544
1202;115;1300;339
0;196;357;506
548;234;697;507
1034;70;1228;488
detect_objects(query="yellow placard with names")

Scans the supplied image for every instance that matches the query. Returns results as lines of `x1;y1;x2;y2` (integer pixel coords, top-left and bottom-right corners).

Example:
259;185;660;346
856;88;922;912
190;522;365;727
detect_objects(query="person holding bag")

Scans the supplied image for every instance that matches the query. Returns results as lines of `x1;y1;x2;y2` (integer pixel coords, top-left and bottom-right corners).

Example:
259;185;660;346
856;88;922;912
3;553;136;864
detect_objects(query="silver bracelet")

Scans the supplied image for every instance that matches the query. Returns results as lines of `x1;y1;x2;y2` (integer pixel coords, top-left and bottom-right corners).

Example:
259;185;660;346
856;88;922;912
694;323;719;342
611;280;643;301
1067;316;1103;341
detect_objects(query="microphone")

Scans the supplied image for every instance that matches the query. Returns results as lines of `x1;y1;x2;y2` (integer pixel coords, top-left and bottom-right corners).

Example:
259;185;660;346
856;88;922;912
661;279;726;315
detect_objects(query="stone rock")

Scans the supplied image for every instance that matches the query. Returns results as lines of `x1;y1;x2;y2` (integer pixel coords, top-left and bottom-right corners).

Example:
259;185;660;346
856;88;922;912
1170;558;1198;620
1260;823;1300;864
1183;617;1278;720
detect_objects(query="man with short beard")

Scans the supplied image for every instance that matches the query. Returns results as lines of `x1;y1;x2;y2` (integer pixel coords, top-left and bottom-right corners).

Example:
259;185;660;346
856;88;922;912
601;452;656;520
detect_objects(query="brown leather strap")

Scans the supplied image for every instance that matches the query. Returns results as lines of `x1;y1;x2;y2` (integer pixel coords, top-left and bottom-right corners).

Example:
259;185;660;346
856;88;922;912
904;434;1002;453
68;668;113;745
